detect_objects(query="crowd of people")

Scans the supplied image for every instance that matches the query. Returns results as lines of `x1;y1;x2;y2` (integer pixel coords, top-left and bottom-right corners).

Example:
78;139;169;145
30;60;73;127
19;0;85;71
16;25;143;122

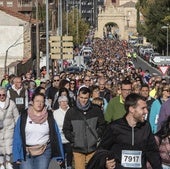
0;37;170;169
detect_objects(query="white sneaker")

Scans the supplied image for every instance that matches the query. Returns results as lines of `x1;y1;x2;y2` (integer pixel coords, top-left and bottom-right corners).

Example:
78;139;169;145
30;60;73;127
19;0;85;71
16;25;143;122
0;165;5;169
5;163;13;169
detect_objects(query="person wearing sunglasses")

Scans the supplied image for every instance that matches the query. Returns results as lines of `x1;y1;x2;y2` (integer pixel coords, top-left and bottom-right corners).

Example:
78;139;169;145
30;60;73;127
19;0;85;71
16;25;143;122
69;79;77;102
157;85;170;131
82;75;91;88
0;87;19;169
47;75;60;109
105;79;132;122
149;85;170;134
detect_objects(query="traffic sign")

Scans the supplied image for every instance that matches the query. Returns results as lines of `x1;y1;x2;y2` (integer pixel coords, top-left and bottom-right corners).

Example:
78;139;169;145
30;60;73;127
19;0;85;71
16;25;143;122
153;56;170;65
159;66;169;75
49;36;73;59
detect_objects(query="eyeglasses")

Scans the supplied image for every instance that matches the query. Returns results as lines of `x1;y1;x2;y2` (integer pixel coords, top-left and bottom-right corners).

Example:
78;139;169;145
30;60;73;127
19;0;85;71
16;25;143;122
85;79;90;82
0;94;6;97
54;79;60;82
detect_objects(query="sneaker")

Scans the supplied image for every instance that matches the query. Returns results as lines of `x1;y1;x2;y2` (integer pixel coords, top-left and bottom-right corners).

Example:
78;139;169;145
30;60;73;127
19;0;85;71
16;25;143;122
5;163;13;169
0;165;5;169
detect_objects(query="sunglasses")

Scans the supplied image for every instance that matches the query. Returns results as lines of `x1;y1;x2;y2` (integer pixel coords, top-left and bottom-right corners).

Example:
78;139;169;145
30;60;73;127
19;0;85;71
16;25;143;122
54;79;60;82
0;94;6;97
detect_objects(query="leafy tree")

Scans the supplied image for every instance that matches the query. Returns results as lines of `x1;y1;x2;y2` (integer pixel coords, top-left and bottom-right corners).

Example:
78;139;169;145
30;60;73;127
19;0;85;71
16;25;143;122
62;8;90;45
136;0;170;53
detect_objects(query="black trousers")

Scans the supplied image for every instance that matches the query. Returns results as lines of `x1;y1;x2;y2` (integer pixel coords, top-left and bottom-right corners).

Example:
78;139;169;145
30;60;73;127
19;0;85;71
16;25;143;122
60;143;73;168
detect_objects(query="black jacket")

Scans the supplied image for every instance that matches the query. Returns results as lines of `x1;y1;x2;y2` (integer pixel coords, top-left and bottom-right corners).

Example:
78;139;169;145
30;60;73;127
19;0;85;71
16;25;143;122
63;103;106;154
98;117;162;169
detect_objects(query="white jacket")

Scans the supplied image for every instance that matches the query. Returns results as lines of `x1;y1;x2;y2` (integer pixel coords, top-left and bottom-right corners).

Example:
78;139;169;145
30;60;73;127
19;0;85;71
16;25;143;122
0;97;19;155
53;107;69;144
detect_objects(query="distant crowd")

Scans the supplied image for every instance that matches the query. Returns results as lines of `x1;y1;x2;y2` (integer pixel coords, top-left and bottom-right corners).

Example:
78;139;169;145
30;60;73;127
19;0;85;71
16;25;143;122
0;37;170;169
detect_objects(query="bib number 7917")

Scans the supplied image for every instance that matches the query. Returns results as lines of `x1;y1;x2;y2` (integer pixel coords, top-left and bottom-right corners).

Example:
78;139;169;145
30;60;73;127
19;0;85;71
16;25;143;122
121;150;142;168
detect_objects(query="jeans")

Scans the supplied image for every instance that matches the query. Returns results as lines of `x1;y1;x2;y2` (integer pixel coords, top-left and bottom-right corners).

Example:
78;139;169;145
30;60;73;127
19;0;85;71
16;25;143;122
20;144;51;169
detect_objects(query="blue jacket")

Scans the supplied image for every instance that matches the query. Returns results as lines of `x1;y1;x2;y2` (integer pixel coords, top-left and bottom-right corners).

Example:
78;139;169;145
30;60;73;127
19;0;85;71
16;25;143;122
12;110;64;162
149;98;162;134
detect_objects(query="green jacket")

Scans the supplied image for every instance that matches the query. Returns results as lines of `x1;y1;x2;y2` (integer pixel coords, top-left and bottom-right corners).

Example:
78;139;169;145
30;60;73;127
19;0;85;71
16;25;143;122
104;95;126;122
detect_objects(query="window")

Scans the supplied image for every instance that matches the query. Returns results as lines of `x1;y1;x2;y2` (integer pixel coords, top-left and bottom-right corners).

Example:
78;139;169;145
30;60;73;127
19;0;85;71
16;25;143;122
128;11;132;16
6;1;13;7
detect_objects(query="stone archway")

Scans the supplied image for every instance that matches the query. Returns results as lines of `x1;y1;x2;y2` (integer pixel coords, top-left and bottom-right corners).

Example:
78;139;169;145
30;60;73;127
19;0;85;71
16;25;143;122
103;22;119;39
95;1;137;40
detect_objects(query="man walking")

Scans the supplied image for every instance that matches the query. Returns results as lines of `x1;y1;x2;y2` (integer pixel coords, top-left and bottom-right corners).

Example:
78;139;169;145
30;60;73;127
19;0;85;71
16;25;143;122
63;87;106;169
105;79;132;122
98;93;162;169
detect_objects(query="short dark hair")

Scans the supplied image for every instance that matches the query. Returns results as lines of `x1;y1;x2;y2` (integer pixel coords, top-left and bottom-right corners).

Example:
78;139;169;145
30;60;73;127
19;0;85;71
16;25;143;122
124;93;146;113
32;93;45;101
141;83;149;89
121;79;132;87
90;85;99;93
78;86;90;95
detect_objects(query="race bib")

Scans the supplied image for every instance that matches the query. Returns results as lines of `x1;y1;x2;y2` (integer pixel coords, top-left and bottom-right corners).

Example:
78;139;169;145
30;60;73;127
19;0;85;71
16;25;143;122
15;98;24;105
121;150;142;168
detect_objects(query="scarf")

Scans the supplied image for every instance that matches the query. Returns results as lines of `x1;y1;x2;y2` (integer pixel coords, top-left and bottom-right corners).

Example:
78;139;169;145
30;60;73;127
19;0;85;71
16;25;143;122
28;106;48;124
76;99;91;111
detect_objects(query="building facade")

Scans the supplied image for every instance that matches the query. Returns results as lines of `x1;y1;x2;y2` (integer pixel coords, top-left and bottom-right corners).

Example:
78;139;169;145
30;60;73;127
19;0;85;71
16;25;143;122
0;6;36;78
95;0;138;40
64;0;104;28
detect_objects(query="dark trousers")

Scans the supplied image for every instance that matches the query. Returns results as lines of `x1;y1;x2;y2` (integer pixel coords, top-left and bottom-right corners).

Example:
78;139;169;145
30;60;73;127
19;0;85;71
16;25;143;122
13;163;20;169
60;143;73;169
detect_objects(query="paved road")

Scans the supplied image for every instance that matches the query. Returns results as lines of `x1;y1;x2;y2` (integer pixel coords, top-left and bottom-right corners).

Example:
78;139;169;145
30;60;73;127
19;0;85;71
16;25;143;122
13;159;61;169
135;56;170;83
48;159;61;169
135;56;162;76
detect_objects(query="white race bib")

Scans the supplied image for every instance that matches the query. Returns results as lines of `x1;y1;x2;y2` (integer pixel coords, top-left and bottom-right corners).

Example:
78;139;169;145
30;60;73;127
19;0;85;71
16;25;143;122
15;98;24;105
121;150;142;168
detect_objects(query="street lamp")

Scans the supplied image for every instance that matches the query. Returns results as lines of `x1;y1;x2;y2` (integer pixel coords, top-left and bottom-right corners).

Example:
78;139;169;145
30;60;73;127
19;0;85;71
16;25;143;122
66;0;68;35
45;0;50;78
91;8;94;27
161;24;169;56
76;5;79;43
36;0;40;78
4;41;25;75
58;0;62;36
